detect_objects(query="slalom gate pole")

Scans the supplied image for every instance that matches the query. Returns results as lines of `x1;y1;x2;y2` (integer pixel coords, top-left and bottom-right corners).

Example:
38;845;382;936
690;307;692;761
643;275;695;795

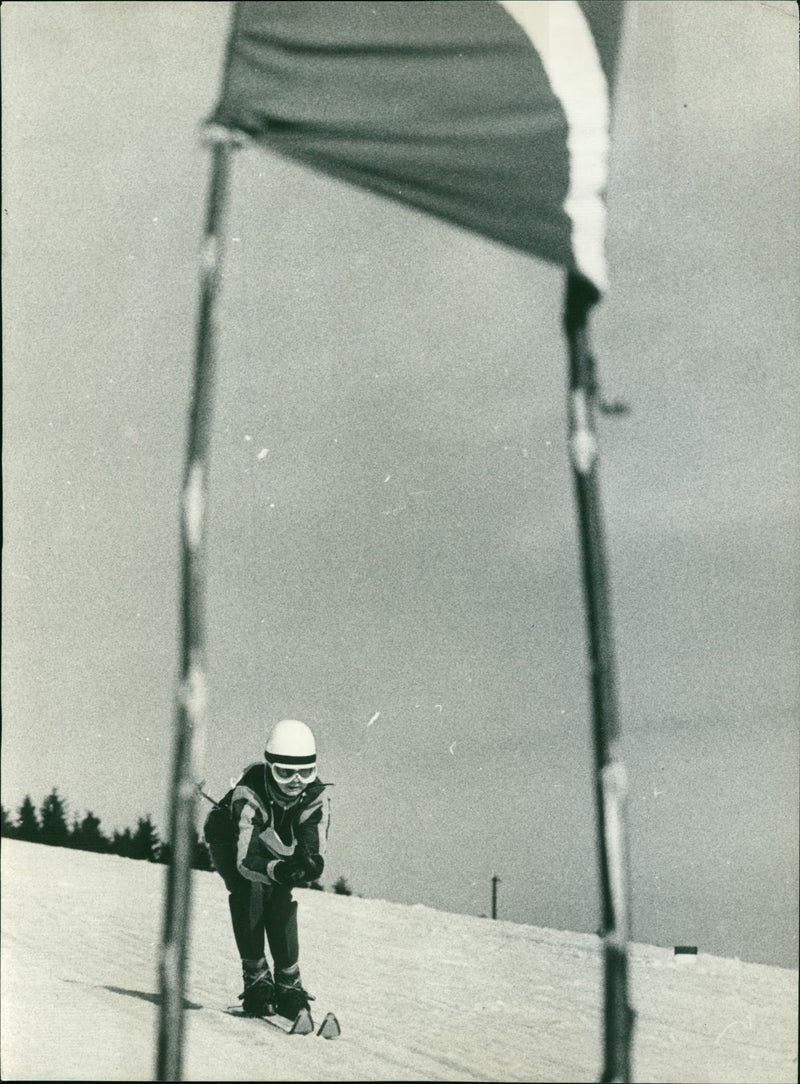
156;128;239;1082
563;272;634;1084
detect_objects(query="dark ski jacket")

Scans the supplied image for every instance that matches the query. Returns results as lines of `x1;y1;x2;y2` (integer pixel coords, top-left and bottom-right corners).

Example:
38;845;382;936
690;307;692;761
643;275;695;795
204;761;330;887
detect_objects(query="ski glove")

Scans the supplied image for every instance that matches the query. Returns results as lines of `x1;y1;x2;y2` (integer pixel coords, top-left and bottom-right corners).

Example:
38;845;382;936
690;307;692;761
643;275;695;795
271;859;313;886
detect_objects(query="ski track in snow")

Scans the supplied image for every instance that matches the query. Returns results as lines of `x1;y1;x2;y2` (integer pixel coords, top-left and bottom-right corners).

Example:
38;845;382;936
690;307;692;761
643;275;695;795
1;841;796;1082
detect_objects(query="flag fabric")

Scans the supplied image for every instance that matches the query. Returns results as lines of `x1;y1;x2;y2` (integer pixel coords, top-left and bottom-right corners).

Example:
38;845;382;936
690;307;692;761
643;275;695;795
211;1;625;294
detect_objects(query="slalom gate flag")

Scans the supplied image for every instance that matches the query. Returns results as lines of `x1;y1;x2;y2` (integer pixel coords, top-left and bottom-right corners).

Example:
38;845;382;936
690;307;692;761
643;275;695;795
211;1;626;295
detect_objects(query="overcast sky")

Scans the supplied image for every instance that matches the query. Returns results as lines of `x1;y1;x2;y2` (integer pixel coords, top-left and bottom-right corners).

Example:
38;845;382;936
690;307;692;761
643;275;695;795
2;1;798;968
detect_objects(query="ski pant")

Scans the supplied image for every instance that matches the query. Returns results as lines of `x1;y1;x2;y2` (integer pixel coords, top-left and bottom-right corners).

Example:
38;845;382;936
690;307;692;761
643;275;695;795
208;843;298;969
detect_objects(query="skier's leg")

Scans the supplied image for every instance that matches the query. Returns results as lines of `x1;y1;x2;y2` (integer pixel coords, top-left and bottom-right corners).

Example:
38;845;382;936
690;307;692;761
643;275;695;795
264;887;311;1018
263;886;298;972
228;881;269;961
208;843;267;961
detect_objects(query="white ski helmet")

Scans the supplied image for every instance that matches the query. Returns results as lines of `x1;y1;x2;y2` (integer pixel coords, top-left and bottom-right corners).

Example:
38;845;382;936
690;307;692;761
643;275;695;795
264;719;316;768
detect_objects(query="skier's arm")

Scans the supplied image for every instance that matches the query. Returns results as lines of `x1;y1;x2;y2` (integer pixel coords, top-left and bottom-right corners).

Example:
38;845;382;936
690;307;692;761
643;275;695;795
268;793;330;884
293;792;330;880
231;786;274;884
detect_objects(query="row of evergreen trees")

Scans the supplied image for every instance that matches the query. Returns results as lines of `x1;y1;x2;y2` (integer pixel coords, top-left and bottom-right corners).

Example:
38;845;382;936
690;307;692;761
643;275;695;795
1;788;213;869
1;788;354;894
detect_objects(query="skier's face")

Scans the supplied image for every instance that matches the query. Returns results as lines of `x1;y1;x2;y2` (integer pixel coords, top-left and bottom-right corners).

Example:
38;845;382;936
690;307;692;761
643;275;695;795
270;762;316;797
275;773;305;797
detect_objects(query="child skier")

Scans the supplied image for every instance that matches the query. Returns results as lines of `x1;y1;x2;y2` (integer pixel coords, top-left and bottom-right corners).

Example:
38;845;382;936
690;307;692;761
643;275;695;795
204;719;331;1019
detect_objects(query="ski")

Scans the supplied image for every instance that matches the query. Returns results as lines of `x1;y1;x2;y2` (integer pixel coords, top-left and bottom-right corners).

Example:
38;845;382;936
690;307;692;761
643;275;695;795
224;1005;340;1039
263;1008;316;1036
316;1011;341;1040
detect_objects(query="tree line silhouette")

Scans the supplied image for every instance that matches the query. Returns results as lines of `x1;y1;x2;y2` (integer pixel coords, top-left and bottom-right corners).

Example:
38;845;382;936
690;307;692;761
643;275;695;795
1;788;212;869
1;787;354;894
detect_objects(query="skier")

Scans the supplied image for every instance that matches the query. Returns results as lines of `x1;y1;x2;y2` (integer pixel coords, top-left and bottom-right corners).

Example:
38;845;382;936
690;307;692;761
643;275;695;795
204;719;330;1019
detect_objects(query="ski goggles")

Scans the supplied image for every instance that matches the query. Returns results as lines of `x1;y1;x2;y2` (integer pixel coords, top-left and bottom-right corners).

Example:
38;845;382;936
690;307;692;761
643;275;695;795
270;763;317;784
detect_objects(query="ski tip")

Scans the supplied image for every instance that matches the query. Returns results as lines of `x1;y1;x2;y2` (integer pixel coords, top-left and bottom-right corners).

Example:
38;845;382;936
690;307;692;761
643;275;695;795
317;1011;341;1040
288;1007;315;1035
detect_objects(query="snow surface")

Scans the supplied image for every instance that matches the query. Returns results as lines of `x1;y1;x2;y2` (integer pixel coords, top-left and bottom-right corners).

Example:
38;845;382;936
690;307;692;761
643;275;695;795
1;840;796;1082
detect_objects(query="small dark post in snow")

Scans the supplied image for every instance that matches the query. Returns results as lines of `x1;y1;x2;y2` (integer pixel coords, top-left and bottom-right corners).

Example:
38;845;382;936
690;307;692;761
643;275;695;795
491;875;500;920
674;945;698;966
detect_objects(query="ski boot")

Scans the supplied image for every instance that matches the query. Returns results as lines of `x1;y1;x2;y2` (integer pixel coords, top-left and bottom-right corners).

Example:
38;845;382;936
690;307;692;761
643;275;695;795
240;957;275;1016
274;964;313;1020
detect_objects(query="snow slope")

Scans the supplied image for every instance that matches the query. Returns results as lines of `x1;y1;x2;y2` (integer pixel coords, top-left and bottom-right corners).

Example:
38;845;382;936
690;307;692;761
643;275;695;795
1;840;796;1082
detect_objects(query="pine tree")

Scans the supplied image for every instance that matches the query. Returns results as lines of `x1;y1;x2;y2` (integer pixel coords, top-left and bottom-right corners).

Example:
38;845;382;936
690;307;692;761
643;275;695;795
39;788;70;847
68;816;82;847
1;805;16;838
72;811;109;853
17;795;41;842
130;815;161;862
111;828;135;859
